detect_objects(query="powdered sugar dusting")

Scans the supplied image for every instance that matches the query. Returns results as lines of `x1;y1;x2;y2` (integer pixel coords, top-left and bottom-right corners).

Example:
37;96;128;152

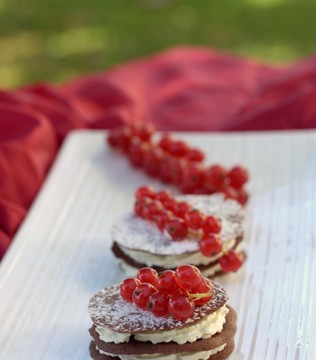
111;194;244;255
88;281;228;333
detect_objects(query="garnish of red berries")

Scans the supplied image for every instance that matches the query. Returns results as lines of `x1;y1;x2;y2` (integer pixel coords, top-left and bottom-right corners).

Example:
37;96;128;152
133;186;223;257
106;123;249;206
120;265;214;320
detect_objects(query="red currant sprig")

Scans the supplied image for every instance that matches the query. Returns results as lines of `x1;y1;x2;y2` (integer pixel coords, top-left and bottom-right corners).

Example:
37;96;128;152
134;186;223;257
107;123;249;206
119;265;214;321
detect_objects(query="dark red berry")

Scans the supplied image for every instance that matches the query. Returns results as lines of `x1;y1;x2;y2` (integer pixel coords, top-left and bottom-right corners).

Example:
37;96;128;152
175;201;192;218
221;186;238;201
128;141;145;167
143;149;163;176
147;292;169;317
120;278;141;302
135;186;156;200
169;140;189;158
181;163;204;190
158;134;173;152
202;216;222;234
186;148;204;162
204;165;227;189
165;218;188;241
133;283;157;310
146;200;164;220
107;130;119;147
155;210;173;230
175;265;202;290
219;250;244;272
228;166;249;189
156;270;180;297
189;278;213;306
199;234;222;257
168;294;195;321
236;188;249;206
137;268;158;286
184;209;205;230
155;190;173;203
134;123;154;142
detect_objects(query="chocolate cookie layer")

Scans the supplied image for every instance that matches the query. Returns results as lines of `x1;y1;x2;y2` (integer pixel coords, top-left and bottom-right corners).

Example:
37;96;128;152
90;339;235;360
89;281;227;333
89;306;236;358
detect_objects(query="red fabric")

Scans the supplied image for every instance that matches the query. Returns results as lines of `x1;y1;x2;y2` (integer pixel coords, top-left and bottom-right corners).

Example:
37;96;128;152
1;46;316;259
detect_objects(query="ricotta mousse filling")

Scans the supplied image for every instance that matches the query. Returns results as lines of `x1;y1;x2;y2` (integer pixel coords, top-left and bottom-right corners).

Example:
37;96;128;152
95;306;229;345
96;344;226;360
118;238;236;268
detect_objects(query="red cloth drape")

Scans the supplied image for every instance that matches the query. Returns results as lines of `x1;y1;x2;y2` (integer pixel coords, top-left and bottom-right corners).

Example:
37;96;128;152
1;46;316;259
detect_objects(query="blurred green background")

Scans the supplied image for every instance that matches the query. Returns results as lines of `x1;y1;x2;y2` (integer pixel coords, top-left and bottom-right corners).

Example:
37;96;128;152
1;0;316;88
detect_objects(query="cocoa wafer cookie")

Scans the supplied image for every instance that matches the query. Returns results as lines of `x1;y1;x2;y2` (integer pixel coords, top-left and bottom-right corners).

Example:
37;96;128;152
89;281;227;332
110;194;245;277
88;274;237;360
90;339;235;360
90;305;237;356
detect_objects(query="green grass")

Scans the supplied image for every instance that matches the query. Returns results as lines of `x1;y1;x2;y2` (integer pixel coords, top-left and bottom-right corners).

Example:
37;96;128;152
1;0;316;88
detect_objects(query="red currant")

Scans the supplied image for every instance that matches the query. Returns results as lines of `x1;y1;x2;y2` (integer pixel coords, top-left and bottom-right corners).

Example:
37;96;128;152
204;165;227;189
175;201;192;218
202;216;222;234
134;123;154;142
158;134;173;152
155;210;173;231
156;270;180;297
184;209;205;230
219;250;244;272
159;157;173;183
143;149;163;177
181;163;204;190
134;197;151;218
155;190;173;203
136;267;158;286
147;292;169;317
107;131;119;147
186;148;204;162
236;188;248;206
189;278;213;306
168;294;195;321
162;198;178;213
135;186;156;200
228;166;249;189
120;278;141;302
169;140;189;158
133;283;157;310
117;127;132;153
168;158;185;184
175;265;202;290
146;200;164;220
128;141;145;168
221;186;238;201
165;218;188;241
199;234;222;257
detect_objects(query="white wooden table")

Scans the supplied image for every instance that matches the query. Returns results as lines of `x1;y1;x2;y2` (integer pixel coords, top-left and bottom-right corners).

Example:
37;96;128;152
0;130;315;359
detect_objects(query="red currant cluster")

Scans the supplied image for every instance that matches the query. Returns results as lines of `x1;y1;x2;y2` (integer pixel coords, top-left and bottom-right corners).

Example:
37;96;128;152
120;265;214;320
134;186;244;273
107;123;249;206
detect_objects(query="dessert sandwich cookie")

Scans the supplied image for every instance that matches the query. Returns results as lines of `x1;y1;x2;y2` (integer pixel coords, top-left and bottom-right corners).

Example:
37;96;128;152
88;265;237;360
111;186;246;278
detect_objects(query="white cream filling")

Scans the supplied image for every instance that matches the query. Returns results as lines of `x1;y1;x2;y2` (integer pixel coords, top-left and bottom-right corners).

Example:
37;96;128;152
96;344;226;360
118;259;223;279
119;239;236;268
95;306;229;345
